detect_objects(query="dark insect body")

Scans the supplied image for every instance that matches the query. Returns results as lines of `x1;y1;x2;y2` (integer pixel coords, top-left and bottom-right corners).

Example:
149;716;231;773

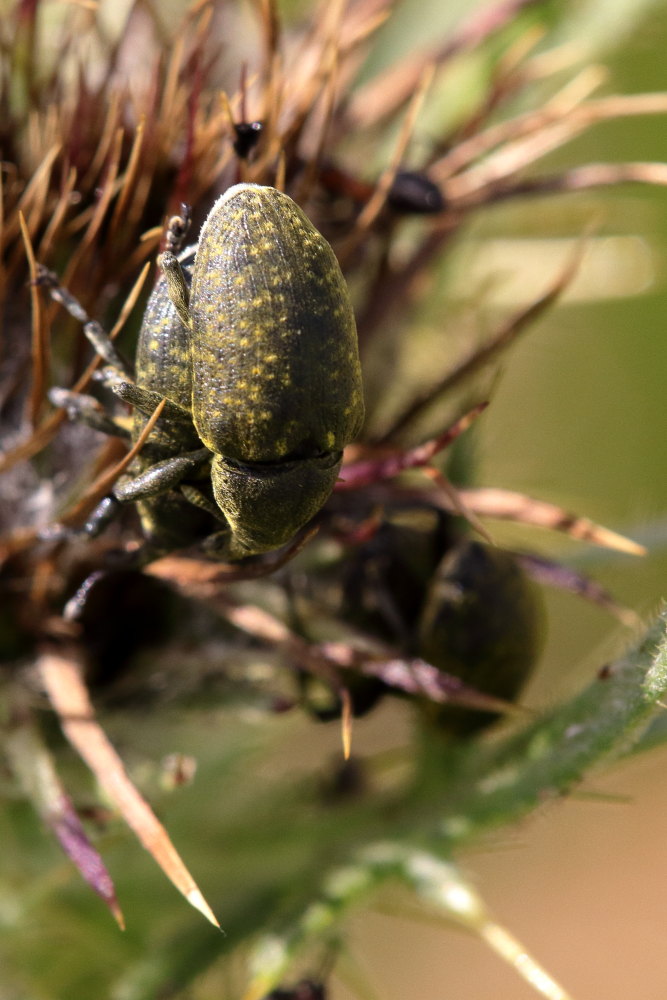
417;540;543;734
318;164;445;214
232;120;263;159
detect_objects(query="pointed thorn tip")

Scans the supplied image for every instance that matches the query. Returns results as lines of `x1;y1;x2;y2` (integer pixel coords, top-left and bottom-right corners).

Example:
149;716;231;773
187;888;221;929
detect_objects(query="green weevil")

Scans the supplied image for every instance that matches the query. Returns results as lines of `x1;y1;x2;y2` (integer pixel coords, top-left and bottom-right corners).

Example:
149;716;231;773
301;514;543;729
417;540;544;735
44;183;365;560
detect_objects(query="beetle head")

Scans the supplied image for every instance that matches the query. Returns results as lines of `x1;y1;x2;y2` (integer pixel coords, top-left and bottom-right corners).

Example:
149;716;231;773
211;451;343;558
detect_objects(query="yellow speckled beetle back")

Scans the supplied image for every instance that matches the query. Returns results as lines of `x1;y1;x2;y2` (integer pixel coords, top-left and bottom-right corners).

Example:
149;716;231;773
159;184;365;558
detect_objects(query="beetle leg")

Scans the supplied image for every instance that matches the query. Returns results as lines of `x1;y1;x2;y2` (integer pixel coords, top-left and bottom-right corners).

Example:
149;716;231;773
164;204;192;255
99;373;198;446
34;265;134;376
107;377;194;430
54;448;211;544
82;495;124;538
112;448;211;503
39;495;128;545
179;483;228;523
48;387;132;438
42;448;211;551
158;251;193;330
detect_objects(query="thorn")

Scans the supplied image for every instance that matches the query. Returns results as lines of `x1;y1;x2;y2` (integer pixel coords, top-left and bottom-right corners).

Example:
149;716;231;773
341;688;353;760
187;888;223;930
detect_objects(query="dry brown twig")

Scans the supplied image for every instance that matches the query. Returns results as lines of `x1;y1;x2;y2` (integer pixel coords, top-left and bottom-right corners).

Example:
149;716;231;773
37;645;220;929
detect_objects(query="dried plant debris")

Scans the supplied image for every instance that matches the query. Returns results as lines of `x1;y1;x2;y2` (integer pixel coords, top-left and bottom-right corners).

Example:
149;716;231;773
0;0;666;996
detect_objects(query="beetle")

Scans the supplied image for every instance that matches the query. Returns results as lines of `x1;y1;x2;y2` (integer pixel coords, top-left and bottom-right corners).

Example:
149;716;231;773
43;184;365;561
300;511;543;731
317;163;445;214
416;539;543;735
232;119;263;159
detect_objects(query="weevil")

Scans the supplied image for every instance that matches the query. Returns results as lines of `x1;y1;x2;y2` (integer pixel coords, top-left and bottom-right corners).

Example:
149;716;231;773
43;184;365;561
417;539;543;734
299;511;543;731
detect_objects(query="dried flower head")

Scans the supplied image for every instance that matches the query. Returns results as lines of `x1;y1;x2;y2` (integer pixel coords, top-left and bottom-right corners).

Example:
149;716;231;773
1;1;666;997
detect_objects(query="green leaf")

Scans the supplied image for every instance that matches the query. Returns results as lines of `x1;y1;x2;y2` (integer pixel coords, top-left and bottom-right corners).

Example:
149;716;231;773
434;612;667;846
